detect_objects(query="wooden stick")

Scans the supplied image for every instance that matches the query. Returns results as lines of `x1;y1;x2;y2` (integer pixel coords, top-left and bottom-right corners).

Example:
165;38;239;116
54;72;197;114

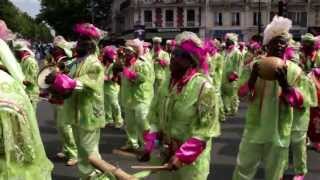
112;149;137;158
88;154;137;180
131;164;170;171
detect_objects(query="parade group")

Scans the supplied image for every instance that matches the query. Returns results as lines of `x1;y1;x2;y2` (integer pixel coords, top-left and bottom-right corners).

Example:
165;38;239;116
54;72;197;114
1;14;320;180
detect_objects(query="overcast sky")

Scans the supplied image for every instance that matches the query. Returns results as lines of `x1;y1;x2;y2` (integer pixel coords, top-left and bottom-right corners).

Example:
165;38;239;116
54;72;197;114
10;0;41;18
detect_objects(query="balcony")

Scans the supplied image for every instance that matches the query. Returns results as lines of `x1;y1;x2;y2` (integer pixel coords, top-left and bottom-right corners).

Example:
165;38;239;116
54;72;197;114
144;22;153;28
187;21;195;27
165;21;174;27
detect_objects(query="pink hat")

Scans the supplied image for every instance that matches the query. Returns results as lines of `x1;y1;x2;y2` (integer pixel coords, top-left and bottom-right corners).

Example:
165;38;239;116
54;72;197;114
0;20;15;41
102;45;117;59
203;39;218;55
74;23;103;40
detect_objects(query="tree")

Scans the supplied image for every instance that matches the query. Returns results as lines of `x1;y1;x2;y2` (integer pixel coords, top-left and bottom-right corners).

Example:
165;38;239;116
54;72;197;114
38;0;113;39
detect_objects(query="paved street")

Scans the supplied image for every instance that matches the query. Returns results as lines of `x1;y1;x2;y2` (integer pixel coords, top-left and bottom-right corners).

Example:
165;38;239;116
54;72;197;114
37;101;320;180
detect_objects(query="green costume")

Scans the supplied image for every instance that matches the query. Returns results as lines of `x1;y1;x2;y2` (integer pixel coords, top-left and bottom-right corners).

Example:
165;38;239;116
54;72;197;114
19;56;39;109
289;72;317;175
0;70;53;179
69;54;106;179
208;52;226;122
104;63;123;127
150;49;170;96
221;48;242;116
299;50;320;72
233;60;311;180
149;74;220;180
120;57;154;149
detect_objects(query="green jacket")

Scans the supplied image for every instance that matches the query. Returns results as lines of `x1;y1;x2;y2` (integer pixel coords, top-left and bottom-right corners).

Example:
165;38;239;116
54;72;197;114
104;63;120;96
70;55;106;130
0;70;53;179
150;49;170;81
208;53;224;90
120;57;154;108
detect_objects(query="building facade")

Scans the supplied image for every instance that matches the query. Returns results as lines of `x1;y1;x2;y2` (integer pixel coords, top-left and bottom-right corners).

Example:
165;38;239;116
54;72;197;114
110;0;320;41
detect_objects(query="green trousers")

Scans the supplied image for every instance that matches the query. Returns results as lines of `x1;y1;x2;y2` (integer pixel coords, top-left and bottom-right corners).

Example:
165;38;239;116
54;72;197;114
233;140;288;180
55;105;78;159
72;126;101;179
150;140;212;180
123;103;150;149
104;92;123;126
290;131;308;175
221;83;239;116
217;91;226;122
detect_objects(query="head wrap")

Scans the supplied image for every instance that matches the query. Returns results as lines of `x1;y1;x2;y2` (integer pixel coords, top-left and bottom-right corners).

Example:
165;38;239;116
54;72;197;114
13;39;35;58
152;37;162;43
224;33;238;44
175;31;208;74
102;45;117;60
263;16;292;45
301;33;316;43
125;38;144;57
166;39;176;46
203;39;218;55
74;23;104;40
0;19;15;41
53;36;74;57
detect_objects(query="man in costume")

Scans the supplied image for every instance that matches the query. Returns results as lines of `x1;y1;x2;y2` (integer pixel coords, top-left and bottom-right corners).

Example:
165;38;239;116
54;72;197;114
45;23;106;179
150;37;170;96
101;45;123;128
299;33;320;72
165;39;176;59
233;16;311;180
0;19;53;180
205;39;226;122
49;36;78;166
12;39;40;109
119;38;154;151
221;33;242;116
141;31;220;180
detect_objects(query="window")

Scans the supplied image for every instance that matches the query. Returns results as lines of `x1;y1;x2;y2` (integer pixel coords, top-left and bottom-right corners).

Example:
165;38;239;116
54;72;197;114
214;12;223;26
187;9;195;26
165;9;174;27
288;12;307;27
253;12;262;26
232;12;240;26
144;10;153;27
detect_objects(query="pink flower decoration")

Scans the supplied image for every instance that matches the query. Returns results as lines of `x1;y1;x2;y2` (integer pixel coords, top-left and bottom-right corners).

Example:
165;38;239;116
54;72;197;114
313;68;320;77
238;82;250;97
283;47;295;61
280;88;304;108
175;138;206;164
123;67;137;80
74;23;102;39
158;59;168;67
52;73;76;94
102;46;117;60
228;71;239;82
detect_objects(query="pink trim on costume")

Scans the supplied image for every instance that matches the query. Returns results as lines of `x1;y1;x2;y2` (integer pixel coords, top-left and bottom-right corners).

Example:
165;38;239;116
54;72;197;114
143;131;159;153
170;68;197;93
158;59;168;67
52;73;76;94
175;137;206;164
238;82;250;97
283;47;295;61
280;88;304;108
123;67;137;80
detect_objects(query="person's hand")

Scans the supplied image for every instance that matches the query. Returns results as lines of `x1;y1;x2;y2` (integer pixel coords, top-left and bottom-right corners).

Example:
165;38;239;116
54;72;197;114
275;65;290;92
248;62;259;89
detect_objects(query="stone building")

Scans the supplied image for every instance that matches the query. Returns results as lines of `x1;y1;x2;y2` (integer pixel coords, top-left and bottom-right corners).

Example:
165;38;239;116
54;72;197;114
110;0;320;41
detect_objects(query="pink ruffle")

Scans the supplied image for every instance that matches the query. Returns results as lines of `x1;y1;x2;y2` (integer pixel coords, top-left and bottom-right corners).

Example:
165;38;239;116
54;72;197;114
158;59;168;67
143;131;159;153
228;72;239;82
238;82;250;97
123;68;137;80
52;73;76;94
175;138;206;164
280;88;304;108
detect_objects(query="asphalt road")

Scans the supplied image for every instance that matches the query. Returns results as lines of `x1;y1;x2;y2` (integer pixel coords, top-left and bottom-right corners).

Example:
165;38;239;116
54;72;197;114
37;101;320;180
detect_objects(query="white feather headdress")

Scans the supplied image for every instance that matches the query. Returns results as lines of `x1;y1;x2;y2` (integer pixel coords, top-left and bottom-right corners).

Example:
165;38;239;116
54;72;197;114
263;16;292;45
175;31;202;47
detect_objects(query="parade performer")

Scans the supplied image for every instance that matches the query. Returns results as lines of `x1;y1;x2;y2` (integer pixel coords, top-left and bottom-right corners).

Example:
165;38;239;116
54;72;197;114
243;40;263;66
221;33;242;116
308;67;320;152
141;31;220;180
233;16;311;180
101;45;123;128
299;33;320;72
45;23;106;179
151;37;170;95
165;39;176;58
12;39;40;109
0;19;53;180
50;36;78;166
119;38;154;151
205;39;226;122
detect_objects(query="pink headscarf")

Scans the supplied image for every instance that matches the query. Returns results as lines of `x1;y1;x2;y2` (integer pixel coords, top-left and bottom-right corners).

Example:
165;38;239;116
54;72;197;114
102;46;117;60
203;39;218;56
74;23;102;39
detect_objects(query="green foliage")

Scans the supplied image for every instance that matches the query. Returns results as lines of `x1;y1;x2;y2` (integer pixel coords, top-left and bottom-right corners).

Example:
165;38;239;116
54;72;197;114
38;0;113;39
0;0;51;41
